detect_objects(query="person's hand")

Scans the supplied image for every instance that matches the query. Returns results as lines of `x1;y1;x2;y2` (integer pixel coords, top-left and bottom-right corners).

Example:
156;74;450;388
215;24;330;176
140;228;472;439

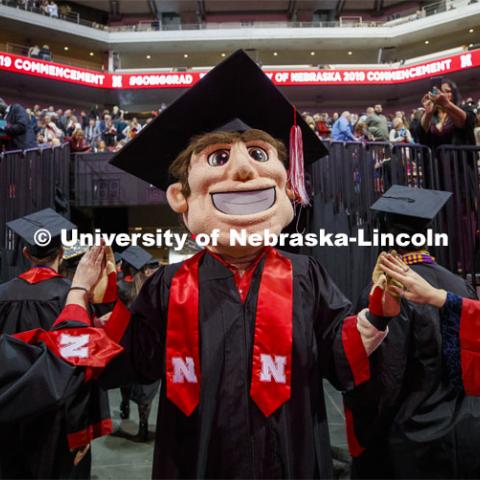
421;94;434;114
91;245;117;303
71;245;105;292
72;444;90;466
429;90;449;108
379;253;447;308
370;252;401;317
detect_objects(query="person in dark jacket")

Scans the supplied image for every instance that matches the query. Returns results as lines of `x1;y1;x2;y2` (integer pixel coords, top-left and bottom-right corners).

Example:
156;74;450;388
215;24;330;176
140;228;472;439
0;97;37;150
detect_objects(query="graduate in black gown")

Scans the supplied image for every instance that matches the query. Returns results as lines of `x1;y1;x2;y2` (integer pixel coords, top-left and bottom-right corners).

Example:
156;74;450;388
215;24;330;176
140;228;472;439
115;245;160;442
0;212;113;479
0;209;75;333
92;50;399;478
344;186;480;479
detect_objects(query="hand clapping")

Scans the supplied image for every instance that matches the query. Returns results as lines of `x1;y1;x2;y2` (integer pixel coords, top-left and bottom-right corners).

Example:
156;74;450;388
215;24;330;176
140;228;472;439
379;253;447;308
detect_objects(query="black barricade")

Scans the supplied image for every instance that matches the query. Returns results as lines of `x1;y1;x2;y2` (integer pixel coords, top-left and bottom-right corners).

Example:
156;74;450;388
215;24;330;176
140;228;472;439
436;145;480;290
0;145;70;279
0;145;70;247
311;142;380;300
73;153;166;207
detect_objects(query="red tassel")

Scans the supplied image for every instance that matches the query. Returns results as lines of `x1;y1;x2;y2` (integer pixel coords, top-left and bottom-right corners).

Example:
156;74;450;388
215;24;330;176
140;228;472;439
288;120;310;207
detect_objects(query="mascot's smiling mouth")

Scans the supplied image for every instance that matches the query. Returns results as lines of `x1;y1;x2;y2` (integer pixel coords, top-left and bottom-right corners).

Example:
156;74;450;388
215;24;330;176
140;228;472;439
210;187;276;215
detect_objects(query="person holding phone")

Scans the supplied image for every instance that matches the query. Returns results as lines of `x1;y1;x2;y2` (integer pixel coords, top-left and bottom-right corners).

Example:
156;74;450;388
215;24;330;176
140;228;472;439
418;79;475;148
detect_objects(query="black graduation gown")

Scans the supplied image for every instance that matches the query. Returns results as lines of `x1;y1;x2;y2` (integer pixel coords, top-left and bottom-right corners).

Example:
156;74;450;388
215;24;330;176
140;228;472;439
102;250;364;479
0;272;109;479
0;272;70;333
117;277;160;405
345;262;480;479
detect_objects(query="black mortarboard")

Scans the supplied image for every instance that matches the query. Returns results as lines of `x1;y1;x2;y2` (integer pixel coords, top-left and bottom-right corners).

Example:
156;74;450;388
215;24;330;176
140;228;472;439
7;208;76;258
120;246;153;271
110;49;328;190
114;252;122;264
370;185;452;233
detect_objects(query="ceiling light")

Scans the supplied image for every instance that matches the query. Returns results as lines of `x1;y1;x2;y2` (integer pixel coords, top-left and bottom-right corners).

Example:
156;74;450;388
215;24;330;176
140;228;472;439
184;53;189;58
89;52;94;56
273;52;278;56
64;46;69;51
469;28;474;33
146;54;151;59
221;52;226;57
424;40;430;44
348;51;353;55
469;43;474;47
310;51;315;56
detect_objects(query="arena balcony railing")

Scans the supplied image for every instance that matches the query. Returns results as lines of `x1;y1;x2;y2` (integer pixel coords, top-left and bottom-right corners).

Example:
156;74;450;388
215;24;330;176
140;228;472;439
0;0;473;33
2;41;106;71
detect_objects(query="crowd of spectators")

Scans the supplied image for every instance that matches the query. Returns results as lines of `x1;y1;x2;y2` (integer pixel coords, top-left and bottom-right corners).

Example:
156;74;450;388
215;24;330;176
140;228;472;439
22;104;166;153
303;106;422;144
18;102;433;154
2;80;480;155
301;96;480;146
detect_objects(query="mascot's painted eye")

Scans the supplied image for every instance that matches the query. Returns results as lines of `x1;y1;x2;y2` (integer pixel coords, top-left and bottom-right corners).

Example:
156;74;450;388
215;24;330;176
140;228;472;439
207;149;230;166
248;147;269;162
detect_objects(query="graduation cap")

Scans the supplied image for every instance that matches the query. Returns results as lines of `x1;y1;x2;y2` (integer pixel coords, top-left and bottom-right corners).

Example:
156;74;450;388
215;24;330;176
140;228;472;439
7;208;76;258
114;252;122;264
370;185;452;234
120;246;153;271
110;49;328;200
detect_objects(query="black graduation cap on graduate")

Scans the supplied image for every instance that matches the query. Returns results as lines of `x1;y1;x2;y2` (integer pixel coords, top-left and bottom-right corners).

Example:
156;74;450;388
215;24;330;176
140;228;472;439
109;49;328;191
120;246;153;271
7;208;76;258
370;185;452;234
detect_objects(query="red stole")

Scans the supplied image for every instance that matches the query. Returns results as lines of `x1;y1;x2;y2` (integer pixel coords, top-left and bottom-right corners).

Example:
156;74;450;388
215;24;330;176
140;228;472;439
165;247;293;417
18;266;62;284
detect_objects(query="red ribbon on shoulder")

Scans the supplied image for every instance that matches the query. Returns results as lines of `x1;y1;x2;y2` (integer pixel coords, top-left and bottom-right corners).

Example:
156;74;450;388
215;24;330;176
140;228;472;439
18;267;62;284
165;247;293;417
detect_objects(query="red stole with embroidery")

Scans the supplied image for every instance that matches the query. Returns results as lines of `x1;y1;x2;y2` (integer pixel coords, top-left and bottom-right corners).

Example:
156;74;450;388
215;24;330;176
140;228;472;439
165;247;293;417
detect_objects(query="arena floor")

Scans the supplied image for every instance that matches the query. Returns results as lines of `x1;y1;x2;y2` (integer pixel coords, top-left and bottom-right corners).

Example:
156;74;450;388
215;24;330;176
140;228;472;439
91;383;348;479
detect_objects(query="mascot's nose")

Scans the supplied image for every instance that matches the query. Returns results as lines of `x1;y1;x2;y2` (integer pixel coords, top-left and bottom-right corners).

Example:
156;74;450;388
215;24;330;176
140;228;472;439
229;149;258;182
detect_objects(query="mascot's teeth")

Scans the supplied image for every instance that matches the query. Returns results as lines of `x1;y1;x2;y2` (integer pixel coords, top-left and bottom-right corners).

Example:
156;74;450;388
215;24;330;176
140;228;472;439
211;187;276;215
